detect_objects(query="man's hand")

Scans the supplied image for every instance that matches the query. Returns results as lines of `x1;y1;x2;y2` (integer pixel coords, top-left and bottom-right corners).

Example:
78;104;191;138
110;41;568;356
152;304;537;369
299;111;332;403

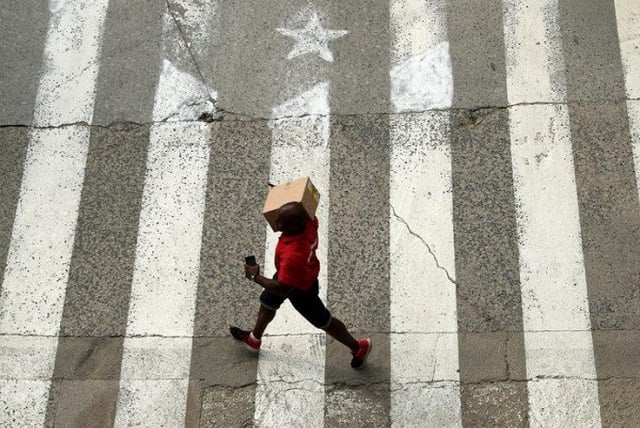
245;263;260;280
244;265;291;297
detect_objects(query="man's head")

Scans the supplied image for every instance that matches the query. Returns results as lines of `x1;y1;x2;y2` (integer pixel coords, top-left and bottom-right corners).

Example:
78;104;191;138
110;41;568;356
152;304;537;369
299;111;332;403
276;202;309;235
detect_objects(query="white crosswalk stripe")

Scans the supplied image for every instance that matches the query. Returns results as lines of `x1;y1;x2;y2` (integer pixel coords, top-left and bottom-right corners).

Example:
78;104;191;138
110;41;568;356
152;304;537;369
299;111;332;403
113;3;216;426
0;1;109;425
389;112;461;427
254;82;331;428
503;0;601;426
615;0;640;207
389;1;461;426
114;124;210;428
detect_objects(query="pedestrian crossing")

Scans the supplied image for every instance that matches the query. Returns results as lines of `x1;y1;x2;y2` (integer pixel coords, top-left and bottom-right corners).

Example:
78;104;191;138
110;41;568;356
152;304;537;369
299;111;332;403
1;0;639;427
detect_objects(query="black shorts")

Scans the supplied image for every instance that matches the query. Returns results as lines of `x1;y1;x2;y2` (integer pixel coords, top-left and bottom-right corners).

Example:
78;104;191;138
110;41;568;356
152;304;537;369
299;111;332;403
260;278;332;329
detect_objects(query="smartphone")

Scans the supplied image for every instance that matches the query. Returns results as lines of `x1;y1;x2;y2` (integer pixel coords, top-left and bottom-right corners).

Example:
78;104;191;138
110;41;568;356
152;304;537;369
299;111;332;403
245;255;257;266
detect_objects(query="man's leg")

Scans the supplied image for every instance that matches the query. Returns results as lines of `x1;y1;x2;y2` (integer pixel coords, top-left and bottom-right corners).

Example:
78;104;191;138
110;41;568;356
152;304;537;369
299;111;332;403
324;316;372;369
324;317;359;352
288;283;359;352
230;290;283;351
289;283;372;368
252;304;276;339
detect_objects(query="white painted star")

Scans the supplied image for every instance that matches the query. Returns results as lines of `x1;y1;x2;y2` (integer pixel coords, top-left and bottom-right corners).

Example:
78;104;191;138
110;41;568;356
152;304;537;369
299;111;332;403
276;13;348;62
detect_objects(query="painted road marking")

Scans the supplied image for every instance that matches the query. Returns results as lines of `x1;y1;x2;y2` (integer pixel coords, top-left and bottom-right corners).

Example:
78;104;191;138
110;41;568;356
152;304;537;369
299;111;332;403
0;0;109;425
2;2;637;425
503;0;566;104
614;1;640;99
629;100;640;203
389;1;460;426
615;0;640;207
389;0;452;112
34;1;108;127
389;112;460;427
509;105;601;426
253;82;330;428
114;121;210;427
504;1;601;426
113;3;215;426
277;12;348;62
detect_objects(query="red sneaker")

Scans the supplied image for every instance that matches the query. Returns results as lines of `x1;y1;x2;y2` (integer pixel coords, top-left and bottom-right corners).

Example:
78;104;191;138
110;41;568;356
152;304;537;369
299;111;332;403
351;338;372;369
229;326;261;353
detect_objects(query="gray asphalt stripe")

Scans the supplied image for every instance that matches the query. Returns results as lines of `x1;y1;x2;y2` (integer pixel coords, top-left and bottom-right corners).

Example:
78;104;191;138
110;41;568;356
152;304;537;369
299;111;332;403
326;115;391;425
193;382;257;427
446;0;528;424
559;0;627;102
324;3;391;423
187;120;272;426
189;109;275;335
569;100;640;422
592;330;640;426
91;0;165;125
327;114;391;332
327;2;390;114
449;109;529;427
203;0;296;118
44;337;123;427
189;338;263;427
0;129;29;295
58;125;150;337
44;123;150;427
0;1;49;125
567;104;640;329
559;0;640;423
46;380;119;428
446;0;508;108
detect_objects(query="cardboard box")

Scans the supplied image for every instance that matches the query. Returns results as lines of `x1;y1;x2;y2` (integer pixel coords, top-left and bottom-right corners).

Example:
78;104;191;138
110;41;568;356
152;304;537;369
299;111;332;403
262;177;320;231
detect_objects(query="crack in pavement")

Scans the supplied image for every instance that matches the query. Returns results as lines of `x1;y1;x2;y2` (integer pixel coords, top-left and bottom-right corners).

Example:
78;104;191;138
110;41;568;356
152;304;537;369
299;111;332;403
390;204;457;286
4;375;636;383
165;0;218;111
390;204;505;328
456;375;640;385
3;328;638;340
5;327;639;341
3;96;639;128
41;62;96;95
504;330;512;379
0;119;216;131
430;333;442;381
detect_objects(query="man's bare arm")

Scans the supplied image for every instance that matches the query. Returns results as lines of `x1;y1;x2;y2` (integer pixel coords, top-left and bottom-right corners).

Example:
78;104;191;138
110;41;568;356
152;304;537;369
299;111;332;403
253;274;291;297
244;263;291;297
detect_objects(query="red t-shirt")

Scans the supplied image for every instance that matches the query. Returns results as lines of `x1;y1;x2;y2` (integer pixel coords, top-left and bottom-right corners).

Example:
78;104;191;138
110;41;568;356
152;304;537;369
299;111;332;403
275;217;320;291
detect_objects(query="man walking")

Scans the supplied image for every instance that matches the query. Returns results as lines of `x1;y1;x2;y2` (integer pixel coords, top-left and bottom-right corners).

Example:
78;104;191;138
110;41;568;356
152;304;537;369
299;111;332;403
230;201;371;369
